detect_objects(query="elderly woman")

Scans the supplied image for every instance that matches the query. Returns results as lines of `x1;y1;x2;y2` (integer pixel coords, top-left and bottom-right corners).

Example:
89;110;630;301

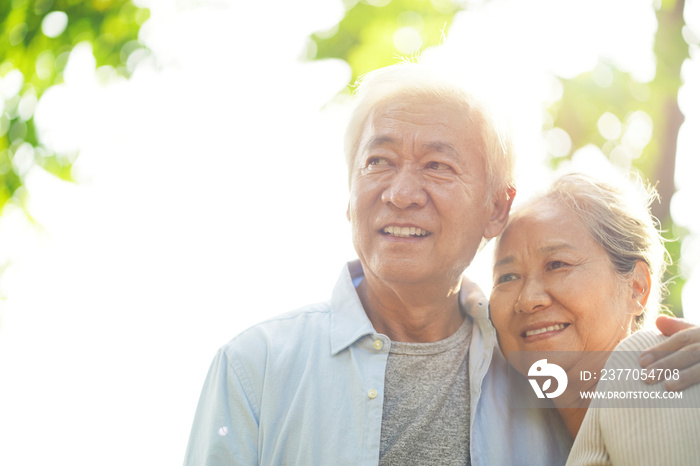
489;172;700;465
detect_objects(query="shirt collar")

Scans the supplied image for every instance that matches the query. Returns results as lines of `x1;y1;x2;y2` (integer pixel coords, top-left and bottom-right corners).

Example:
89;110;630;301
329;262;493;354
329;260;376;355
459;285;491;322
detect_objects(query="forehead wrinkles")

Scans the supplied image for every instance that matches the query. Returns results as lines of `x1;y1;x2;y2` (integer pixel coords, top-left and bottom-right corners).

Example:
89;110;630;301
363;104;474;160
494;226;528;268
495;203;601;268
495;211;552;260
372;98;467;131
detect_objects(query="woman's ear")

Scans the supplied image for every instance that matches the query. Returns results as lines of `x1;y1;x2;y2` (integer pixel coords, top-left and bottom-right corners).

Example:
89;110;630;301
630;260;652;316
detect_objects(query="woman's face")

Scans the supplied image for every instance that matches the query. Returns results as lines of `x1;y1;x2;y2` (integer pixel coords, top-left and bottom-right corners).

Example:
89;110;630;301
490;199;641;362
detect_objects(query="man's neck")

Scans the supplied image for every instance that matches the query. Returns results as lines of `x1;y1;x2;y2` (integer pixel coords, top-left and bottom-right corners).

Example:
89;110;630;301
357;275;464;343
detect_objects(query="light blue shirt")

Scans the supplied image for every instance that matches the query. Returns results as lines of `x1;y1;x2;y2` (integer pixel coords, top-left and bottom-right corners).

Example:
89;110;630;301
184;260;572;465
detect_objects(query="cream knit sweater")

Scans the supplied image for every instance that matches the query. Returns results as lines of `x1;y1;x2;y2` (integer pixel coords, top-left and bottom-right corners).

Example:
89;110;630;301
566;330;700;465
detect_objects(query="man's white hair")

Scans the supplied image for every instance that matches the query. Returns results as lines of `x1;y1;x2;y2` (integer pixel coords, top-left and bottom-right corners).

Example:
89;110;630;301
344;62;516;205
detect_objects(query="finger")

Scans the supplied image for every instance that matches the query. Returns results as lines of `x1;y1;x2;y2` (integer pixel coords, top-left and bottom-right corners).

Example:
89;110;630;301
664;363;700;392
642;347;700;385
639;328;700;367
655;315;694;337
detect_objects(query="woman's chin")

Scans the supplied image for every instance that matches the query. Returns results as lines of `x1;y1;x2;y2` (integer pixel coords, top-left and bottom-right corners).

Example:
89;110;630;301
502;330;578;375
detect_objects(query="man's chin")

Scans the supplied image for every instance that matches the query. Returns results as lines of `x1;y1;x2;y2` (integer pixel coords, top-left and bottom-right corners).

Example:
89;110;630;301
367;259;443;286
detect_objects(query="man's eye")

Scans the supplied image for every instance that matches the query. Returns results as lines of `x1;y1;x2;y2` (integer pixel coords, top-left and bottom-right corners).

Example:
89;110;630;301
426;161;451;171
496;273;519;284
367;157;389;166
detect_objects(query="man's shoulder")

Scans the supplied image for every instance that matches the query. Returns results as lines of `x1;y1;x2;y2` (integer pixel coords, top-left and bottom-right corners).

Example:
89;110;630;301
214;300;346;397
218;300;334;368
225;300;332;348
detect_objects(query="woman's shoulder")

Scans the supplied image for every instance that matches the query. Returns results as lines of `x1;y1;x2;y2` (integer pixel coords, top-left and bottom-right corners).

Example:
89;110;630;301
614;329;665;352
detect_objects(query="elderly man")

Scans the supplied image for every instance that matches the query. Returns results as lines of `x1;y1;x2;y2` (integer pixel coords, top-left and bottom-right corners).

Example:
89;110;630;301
183;64;574;465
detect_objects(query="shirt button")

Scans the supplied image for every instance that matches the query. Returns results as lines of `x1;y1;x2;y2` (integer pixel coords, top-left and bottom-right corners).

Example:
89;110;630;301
368;389;378;399
373;339;383;350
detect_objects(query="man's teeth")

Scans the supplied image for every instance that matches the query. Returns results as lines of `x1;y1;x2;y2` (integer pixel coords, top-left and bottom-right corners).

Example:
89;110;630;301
383;226;430;238
525;324;567;337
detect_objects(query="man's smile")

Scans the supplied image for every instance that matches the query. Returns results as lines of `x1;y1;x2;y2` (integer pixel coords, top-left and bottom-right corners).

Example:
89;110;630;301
381;225;431;238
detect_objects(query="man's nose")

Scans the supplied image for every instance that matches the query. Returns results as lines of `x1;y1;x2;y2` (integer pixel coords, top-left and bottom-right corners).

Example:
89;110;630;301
381;166;428;209
515;276;552;313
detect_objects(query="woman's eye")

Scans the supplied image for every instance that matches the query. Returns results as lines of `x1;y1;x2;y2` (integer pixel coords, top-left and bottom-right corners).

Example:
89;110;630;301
548;260;566;270
496;273;519;284
426;161;451;171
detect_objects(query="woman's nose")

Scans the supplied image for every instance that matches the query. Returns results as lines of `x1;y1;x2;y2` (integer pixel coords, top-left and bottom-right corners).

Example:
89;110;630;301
515;277;552;313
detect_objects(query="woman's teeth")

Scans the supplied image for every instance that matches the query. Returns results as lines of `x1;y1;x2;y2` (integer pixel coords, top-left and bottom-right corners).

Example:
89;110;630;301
525;323;567;337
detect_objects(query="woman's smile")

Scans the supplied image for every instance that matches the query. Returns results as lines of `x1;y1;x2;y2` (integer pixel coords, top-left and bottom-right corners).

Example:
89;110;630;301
490;198;638;360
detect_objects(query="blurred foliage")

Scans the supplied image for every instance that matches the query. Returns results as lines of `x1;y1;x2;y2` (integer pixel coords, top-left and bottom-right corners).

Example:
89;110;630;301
310;0;696;315
311;0;460;87
548;0;692;315
0;0;149;211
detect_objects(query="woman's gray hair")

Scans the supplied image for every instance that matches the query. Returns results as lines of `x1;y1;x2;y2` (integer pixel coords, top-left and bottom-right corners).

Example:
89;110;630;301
525;172;669;328
344;63;515;205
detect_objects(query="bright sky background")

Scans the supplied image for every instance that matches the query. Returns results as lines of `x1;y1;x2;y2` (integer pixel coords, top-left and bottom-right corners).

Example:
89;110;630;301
0;0;698;464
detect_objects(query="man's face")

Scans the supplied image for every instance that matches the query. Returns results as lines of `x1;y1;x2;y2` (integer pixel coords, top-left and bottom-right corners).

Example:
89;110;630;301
347;95;509;287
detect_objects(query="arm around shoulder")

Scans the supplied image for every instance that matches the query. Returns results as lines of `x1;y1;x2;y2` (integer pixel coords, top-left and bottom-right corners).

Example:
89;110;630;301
567;330;700;466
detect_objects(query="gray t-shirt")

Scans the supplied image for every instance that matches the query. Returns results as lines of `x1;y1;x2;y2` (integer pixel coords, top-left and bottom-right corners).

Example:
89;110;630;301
379;317;472;465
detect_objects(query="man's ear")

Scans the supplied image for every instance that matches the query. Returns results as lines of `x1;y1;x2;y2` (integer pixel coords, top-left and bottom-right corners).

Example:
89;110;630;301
630;260;652;316
346;202;351;222
484;186;516;239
